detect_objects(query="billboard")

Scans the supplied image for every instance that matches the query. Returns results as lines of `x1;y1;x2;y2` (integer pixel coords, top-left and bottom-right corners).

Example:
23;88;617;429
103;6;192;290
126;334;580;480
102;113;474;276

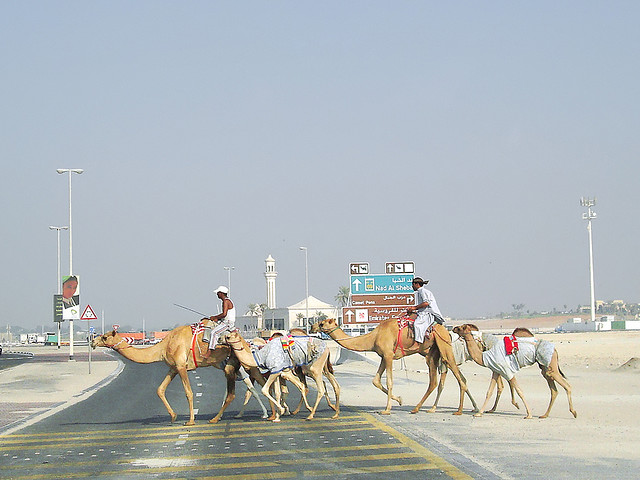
61;275;80;320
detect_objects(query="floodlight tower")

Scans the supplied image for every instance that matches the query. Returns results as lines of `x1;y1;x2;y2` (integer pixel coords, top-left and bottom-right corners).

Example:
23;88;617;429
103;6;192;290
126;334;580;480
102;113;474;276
581;197;597;323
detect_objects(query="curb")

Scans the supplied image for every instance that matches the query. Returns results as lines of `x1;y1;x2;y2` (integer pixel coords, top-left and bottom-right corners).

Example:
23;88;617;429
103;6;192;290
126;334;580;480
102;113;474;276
0;359;125;436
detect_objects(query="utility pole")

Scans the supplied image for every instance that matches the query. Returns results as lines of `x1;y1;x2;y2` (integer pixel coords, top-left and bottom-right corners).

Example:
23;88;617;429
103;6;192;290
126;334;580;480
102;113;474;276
580;197;597;323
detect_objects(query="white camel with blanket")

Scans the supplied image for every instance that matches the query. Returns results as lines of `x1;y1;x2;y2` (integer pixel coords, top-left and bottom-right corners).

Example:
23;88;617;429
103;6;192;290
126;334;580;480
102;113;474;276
454;324;576;419
221;330;338;421
424;327;519;413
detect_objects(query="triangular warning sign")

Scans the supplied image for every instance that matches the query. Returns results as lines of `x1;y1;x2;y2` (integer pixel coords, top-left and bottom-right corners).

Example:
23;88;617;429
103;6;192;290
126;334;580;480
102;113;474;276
81;304;98;320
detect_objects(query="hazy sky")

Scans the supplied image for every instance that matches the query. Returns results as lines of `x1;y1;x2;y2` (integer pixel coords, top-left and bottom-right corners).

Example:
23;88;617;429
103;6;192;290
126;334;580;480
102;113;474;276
2;2;639;332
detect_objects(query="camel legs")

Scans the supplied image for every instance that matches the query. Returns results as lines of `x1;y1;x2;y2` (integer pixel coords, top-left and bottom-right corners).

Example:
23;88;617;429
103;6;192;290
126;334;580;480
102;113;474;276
508;376;533;419
301;353;331;420
261;373;286;422
235;377;269;419
475;372;532;418
437;338;477;415
156;370;179;423
323;367;341;419
280;369;311;414
175;366;196;426
539;354;577;419
486;375;520;413
372;354;400;415
411;353;440;414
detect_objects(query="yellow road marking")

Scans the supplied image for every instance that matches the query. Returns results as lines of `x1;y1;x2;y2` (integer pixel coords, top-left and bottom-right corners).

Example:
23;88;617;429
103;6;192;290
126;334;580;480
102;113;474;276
0;423;376;451
2;411;475;480
360;411;475;480
3;454;431;480
0;414;364;441
0;443;405;471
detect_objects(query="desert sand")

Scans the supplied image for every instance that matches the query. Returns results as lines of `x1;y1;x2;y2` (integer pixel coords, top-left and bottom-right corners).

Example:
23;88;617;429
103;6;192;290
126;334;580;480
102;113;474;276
334;328;640;479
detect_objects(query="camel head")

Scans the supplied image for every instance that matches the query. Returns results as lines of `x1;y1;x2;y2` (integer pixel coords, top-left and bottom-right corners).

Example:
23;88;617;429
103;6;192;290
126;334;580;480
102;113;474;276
218;329;242;345
91;330;121;349
452;324;476;337
313;318;338;334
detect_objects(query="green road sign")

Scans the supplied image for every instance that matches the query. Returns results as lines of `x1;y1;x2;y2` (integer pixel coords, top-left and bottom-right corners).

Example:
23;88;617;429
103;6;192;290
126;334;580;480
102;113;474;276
53;294;64;322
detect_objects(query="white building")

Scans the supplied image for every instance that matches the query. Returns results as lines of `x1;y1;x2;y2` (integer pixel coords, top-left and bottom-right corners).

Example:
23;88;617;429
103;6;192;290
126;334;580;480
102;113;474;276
556;315;640;332
264;295;340;331
259;254;339;332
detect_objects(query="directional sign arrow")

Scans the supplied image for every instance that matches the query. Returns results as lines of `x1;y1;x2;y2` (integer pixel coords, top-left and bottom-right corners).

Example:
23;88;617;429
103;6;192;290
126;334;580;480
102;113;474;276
351;278;362;292
345;310;355;322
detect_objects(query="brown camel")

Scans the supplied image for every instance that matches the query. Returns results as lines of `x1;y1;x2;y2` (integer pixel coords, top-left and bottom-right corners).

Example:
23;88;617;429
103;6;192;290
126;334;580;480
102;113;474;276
453;324;577;419
220;330;313;422
91;327;269;426
311;317;477;415
420;324;518;414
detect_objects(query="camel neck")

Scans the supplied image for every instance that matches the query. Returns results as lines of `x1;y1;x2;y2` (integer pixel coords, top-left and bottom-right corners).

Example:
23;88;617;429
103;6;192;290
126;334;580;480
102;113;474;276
328;328;374;352
111;340;166;364
228;337;257;368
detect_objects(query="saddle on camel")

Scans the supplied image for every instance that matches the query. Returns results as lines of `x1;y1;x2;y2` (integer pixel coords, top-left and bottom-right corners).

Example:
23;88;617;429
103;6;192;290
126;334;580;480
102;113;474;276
311;316;477;415
91;322;269;426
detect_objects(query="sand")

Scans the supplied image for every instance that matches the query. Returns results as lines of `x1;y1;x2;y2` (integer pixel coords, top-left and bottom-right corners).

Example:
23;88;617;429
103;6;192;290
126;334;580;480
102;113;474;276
335;329;640;474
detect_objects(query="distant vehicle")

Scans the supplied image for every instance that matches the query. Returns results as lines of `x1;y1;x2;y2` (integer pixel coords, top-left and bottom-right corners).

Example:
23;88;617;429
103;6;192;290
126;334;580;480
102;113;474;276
0;344;3;355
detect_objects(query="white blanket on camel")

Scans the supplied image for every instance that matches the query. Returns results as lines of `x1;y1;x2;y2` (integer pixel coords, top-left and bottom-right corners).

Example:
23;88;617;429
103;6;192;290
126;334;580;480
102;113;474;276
481;335;555;381
251;335;327;374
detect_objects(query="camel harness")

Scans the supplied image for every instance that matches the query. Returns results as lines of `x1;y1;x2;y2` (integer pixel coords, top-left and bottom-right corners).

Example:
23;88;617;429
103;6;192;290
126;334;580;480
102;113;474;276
190;322;206;368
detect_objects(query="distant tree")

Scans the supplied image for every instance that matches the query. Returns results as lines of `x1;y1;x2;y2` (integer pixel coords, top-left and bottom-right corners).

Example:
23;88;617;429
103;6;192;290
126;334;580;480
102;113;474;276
315;311;328;322
335;286;350;307
512;303;525;315
247;303;260;316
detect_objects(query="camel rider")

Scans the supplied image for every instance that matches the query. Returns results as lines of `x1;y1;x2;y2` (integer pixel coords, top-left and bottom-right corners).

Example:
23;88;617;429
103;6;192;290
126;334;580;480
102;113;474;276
203;285;236;357
406;277;445;344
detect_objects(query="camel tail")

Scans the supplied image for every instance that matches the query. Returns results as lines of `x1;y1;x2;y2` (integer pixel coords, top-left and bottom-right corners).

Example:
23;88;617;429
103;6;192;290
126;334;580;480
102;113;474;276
326;357;334;374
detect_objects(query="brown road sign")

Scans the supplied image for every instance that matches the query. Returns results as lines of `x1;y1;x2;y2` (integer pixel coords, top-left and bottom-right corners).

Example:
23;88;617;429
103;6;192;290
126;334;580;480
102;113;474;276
385;261;415;274
342;305;408;324
351;294;414;307
349;262;370;275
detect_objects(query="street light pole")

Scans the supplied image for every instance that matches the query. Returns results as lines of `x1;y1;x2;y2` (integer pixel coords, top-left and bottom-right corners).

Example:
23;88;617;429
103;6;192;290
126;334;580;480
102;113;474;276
581;197;597;323
299;246;309;331
49;225;68;349
224;266;235;293
57;168;83;361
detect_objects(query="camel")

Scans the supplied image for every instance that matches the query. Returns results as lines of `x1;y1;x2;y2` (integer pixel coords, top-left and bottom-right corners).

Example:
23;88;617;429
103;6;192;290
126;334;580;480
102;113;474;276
91;326;269;426
311;317;477;415
419;325;518;414
236;331;340;420
453;324;577;419
233;336;295;420
285;329;340;419
221;329;339;421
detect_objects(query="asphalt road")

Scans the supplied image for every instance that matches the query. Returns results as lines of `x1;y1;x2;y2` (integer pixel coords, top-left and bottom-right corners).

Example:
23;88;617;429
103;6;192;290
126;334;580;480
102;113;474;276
0;358;495;480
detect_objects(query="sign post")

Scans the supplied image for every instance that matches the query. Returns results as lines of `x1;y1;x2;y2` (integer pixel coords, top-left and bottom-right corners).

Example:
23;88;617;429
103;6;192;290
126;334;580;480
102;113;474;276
346;262;415;328
81;305;98;374
53;294;64;349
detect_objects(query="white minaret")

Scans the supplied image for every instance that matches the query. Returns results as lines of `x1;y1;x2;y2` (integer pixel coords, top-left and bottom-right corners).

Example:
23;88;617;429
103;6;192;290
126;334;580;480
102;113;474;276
264;254;277;309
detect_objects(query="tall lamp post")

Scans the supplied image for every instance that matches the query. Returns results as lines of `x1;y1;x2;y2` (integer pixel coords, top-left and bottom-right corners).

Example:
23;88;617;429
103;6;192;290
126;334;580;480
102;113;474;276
49;225;68;349
299;246;309;331
57;168;83;361
581;197;597;323
223;266;235;293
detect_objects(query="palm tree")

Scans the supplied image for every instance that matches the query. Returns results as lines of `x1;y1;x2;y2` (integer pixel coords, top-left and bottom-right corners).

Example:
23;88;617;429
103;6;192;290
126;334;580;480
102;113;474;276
335;286;350;308
247;303;261;316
